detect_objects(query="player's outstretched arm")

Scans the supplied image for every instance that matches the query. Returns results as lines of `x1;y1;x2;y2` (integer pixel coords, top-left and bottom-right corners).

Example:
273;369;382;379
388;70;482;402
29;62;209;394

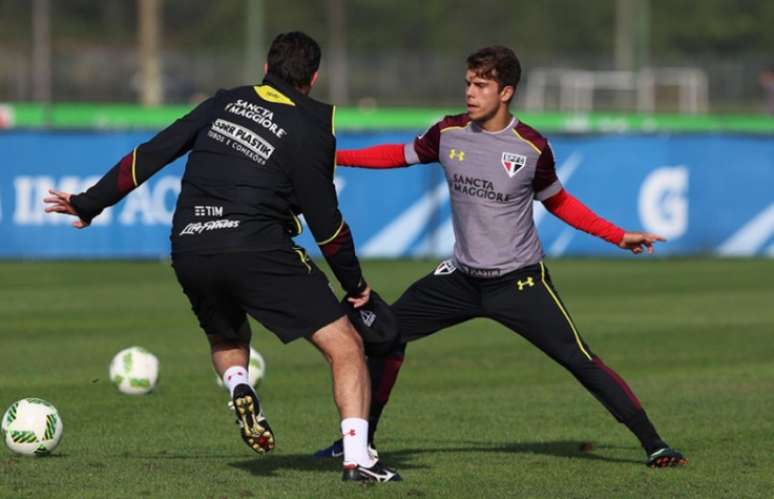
542;189;665;255
337;117;448;169
43;189;90;228
46;94;219;226
336;144;409;169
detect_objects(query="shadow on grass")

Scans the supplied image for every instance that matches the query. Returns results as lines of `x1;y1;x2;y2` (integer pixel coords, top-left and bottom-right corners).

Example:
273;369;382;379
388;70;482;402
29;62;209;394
228;440;640;477
125;452;248;460
438;440;641;465
228;453;355;477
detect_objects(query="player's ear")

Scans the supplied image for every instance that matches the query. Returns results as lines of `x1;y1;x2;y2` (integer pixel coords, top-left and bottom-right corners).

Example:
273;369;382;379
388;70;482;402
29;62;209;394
310;71;319;88
263;63;268;75
500;85;514;103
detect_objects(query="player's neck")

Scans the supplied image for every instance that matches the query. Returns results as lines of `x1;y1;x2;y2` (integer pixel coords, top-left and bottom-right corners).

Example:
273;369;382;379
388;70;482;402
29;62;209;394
475;108;513;132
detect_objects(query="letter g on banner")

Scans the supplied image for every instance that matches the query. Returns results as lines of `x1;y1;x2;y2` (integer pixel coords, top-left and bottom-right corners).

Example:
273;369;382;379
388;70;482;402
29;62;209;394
638;166;689;240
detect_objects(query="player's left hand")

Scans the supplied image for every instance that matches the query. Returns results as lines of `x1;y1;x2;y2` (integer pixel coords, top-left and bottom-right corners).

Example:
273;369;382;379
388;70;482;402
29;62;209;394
43;189;90;229
618;231;665;255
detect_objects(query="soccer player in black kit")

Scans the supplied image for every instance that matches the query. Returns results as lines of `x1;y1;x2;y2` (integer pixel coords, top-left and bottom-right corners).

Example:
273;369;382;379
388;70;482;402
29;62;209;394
43;32;400;482
314;46;687;469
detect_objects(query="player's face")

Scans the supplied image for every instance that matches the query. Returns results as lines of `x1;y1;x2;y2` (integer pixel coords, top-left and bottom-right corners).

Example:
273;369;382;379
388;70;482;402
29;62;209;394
465;70;512;124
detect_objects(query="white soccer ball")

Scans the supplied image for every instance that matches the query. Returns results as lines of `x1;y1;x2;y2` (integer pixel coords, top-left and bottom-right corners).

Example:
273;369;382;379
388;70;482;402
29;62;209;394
2;398;63;456
109;346;160;395
215;346;265;390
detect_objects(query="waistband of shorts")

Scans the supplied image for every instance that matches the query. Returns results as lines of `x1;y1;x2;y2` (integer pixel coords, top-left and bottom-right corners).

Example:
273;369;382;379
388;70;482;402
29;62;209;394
455;260;543;282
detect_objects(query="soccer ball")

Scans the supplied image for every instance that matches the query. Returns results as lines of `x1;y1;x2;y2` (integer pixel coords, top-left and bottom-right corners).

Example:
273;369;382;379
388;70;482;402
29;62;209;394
215;346;265;390
109;346;160;395
2;398;63;456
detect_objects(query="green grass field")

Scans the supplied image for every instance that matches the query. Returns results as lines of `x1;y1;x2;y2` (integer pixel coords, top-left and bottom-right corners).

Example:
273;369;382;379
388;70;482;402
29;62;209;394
1;258;773;498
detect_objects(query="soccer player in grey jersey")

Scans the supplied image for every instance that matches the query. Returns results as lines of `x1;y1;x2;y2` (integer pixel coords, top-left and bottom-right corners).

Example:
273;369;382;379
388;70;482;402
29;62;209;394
316;46;686;468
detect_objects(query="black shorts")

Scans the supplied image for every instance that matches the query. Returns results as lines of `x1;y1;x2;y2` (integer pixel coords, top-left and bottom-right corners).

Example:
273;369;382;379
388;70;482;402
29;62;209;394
171;248;345;343
393;260;595;364
386;261;647;424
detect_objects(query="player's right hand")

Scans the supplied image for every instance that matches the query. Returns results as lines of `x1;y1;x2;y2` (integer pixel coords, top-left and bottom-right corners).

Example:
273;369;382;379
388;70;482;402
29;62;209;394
43;189;90;229
347;285;371;309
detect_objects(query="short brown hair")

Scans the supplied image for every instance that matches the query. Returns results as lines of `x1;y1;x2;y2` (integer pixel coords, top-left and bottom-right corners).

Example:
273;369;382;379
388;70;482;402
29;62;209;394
466;46;522;91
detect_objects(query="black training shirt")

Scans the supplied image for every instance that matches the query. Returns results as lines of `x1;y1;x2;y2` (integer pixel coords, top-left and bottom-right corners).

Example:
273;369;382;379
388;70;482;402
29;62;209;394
70;73;365;294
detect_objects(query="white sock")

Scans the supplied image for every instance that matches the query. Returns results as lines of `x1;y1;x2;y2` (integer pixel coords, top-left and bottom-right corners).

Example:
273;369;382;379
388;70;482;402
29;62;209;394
222;366;250;397
341;418;373;467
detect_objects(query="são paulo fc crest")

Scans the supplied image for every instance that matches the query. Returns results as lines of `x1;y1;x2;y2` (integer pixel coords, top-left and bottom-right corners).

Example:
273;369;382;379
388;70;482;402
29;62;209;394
501;152;527;178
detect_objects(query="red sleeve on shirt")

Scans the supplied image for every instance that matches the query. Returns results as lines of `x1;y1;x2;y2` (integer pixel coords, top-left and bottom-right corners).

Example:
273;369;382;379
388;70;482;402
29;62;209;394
336;144;407;169
542;189;625;245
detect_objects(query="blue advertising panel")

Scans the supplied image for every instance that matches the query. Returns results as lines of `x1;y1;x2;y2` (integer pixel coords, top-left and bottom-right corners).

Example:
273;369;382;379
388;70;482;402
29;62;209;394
1;130;772;258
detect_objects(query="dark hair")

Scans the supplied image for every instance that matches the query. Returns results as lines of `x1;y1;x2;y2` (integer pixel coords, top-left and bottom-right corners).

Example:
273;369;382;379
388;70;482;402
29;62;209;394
266;32;321;88
466;46;522;91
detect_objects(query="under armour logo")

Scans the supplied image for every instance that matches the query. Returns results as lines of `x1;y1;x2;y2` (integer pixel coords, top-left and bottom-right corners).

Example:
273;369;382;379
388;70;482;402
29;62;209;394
343;429;356;437
449;148;465;161
516;277;535;291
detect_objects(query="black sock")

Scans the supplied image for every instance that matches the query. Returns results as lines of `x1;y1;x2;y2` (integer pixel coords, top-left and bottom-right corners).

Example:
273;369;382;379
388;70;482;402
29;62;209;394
625;410;667;454
368;402;385;443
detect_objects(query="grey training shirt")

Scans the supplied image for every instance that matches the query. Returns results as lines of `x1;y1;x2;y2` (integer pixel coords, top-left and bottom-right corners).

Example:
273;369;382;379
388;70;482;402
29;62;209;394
404;114;562;278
